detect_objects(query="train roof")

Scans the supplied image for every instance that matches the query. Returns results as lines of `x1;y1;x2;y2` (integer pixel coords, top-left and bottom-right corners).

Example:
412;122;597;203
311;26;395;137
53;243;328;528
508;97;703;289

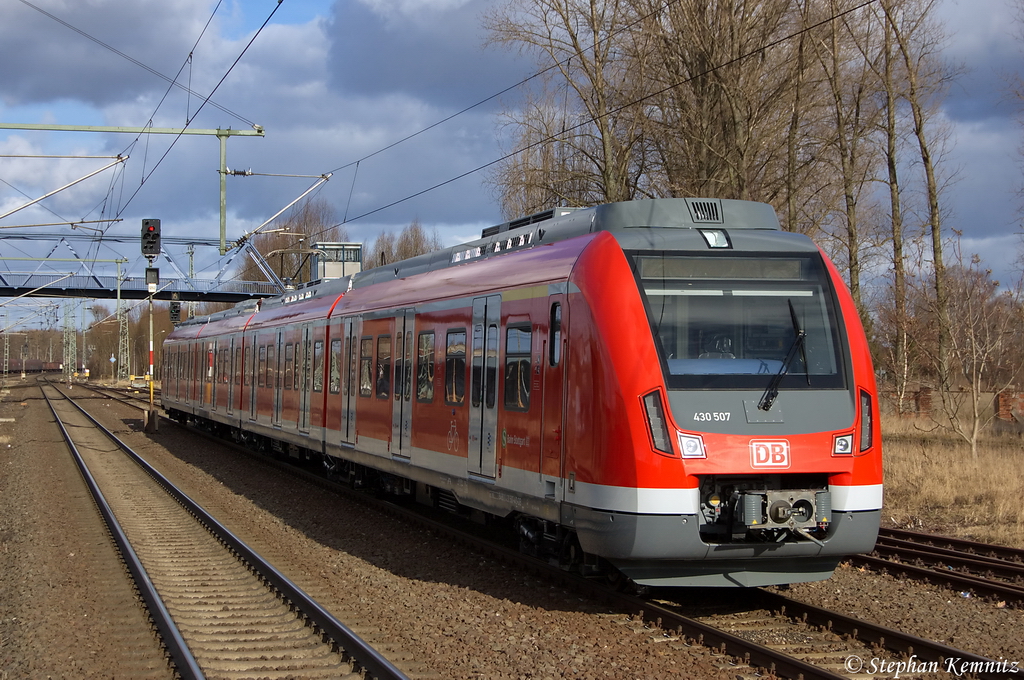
350;197;784;288
172;197;795;332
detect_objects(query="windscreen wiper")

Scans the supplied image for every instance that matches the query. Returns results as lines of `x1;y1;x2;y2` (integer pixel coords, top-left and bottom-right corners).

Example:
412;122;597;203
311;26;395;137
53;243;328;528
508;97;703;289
758;299;809;411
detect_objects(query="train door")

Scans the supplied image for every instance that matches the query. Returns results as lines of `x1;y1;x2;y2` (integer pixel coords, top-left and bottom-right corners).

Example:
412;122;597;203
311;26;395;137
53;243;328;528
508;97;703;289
247;333;258;421
391;310;415;458
299;325;312;433
227;339;237;417
203;342;214;407
469;295;500;478
341;317;358;446
541;296;567;481
272;330;283;428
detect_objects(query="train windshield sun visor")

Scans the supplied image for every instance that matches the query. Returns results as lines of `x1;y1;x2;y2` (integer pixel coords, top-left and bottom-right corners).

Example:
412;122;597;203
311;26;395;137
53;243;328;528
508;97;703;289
634;253;846;391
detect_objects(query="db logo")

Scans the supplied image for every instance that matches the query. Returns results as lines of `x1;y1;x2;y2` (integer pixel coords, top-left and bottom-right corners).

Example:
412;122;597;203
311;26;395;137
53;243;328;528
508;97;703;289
750;440;790;468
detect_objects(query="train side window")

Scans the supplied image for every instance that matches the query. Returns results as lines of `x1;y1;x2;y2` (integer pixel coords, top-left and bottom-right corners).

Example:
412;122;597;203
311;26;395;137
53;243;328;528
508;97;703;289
258;346;267;387
549;303;562;367
505;326;532;411
268;346;276;388
312;339;324;393
471;325;498;409
416;332;435;402
243;345;252;386
233;347;241;385
445;330;466;406
284;344;294;390
359;338;373;397
485;325;498;409
404;331;413;401
329;338;342;394
393;333;404;402
376;335;391;399
297;340;308;391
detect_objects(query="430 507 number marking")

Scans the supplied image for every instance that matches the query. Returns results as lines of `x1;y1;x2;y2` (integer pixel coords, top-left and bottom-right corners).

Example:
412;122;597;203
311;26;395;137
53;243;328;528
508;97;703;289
694;412;731;422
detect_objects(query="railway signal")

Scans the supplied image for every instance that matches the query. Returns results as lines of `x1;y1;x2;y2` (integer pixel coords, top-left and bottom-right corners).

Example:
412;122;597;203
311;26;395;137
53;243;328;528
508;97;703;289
141;218;161;256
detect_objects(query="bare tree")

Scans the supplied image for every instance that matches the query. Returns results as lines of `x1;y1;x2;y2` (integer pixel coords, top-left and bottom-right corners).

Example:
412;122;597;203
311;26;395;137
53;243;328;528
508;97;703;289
883;0;955;395
809;0;885;312
364;219;445;269
485;0;647;216
930;250;1024;456
631;0;812;203
235;197;348;286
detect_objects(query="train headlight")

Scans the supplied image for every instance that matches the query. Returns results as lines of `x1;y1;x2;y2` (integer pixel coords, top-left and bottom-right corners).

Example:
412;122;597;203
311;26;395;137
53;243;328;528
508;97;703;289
678;432;706;458
832;434;853;455
642;391;674;455
858;389;873;452
699;228;731;249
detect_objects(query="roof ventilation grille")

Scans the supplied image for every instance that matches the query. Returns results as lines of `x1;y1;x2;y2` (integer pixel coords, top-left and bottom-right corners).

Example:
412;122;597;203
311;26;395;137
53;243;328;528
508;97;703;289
686;199;723;224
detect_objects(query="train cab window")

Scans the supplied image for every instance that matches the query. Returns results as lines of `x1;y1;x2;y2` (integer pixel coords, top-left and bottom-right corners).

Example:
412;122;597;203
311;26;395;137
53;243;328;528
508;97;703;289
376;336;391;399
359;338;373;397
635;253;845;390
329;339;342;394
312;340;324;393
504;326;532;411
258;346;267;388
416;332;435;402
284;344;294;390
445;330;466;405
549;303;562;367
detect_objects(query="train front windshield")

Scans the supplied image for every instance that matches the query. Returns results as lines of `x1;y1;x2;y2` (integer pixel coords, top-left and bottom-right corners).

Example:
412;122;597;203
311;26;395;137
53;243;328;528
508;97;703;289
635;253;847;390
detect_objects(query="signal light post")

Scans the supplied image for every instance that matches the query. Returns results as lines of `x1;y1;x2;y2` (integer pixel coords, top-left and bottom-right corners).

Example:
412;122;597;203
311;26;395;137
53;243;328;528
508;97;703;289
141;218;161;255
142;219;160;433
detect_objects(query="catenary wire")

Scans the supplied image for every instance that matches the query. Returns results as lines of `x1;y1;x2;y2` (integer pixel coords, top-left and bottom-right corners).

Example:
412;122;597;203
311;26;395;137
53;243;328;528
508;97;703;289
15;0;258;129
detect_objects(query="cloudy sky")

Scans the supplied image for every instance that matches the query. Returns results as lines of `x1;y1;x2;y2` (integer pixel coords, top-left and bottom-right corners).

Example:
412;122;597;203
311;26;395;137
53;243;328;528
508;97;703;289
0;0;1022;326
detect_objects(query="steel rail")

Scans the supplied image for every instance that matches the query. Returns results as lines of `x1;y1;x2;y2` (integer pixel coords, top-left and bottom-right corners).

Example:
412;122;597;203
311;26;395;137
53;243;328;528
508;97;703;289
53;384;409;680
41;386;206;680
880;527;1024;562
755;591;1007;679
851;553;1024;602
874;537;1024;580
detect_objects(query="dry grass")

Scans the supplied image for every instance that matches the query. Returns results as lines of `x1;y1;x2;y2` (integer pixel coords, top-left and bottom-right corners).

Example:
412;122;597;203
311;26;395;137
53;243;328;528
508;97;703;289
882;415;1024;548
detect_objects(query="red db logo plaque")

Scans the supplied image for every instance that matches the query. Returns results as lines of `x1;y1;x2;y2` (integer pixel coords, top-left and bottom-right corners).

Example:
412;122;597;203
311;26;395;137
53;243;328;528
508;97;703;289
750;440;790;468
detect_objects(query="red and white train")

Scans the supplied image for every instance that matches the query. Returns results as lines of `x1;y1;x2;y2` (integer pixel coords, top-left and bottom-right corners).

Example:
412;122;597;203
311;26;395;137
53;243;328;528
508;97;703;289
162;198;882;587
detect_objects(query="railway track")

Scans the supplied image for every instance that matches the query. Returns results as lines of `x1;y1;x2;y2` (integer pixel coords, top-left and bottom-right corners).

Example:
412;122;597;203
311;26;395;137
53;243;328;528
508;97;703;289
68;381;1014;677
852;527;1024;603
42;382;408;680
162;416;1008;680
78;381;157;409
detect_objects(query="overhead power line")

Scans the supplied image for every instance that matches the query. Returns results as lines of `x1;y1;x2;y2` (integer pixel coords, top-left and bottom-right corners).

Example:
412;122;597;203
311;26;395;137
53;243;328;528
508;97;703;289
16;0;258;128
